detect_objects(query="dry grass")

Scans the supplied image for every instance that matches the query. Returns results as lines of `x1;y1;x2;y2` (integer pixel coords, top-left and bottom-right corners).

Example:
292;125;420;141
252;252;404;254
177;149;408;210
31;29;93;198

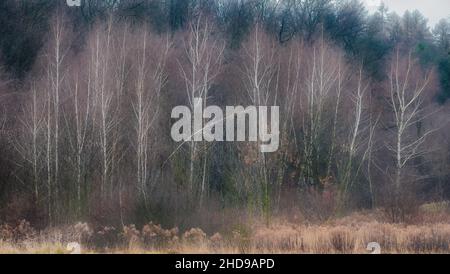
1;211;450;254
248;222;450;254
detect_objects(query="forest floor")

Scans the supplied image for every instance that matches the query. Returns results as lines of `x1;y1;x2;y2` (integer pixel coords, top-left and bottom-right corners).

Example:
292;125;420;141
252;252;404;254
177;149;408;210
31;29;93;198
1;206;450;254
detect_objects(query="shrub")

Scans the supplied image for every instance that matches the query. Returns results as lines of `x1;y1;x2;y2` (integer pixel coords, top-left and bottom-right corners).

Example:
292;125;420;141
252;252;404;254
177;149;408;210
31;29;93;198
122;225;140;247
0;220;36;243
73;222;93;244
141;222;178;248
183;228;207;244
93;226;118;249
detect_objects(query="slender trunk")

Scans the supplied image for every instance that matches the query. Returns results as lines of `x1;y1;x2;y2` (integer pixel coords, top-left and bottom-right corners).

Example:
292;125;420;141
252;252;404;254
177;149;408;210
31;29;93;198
54;24;61;216
199;152;207;208
46;84;52;225
32;88;39;205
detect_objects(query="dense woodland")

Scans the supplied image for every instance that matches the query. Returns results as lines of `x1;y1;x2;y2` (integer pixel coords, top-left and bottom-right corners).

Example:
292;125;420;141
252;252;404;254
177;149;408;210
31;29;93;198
0;0;449;231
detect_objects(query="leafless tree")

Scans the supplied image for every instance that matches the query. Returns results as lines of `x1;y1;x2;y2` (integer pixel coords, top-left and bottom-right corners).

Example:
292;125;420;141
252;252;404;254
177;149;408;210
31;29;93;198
240;23;279;221
42;14;71;223
300;38;341;187
67;73;91;216
178;16;224;206
337;68;370;210
132;30;171;205
13;86;46;205
87;17;122;203
386;49;436;213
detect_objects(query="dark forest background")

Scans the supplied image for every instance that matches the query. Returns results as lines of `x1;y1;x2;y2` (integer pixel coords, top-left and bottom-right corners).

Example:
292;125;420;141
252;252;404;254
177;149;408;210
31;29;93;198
0;0;449;231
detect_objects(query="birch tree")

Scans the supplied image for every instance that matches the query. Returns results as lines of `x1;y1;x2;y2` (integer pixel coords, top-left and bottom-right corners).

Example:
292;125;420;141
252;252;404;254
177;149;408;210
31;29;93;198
387;50;434;202
14;86;46;206
43;14;71;223
240;24;278;221
337;68;370;211
88;18;122;203
68;73;92;216
300;38;341;187
133;30;171;205
178;16;224;206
